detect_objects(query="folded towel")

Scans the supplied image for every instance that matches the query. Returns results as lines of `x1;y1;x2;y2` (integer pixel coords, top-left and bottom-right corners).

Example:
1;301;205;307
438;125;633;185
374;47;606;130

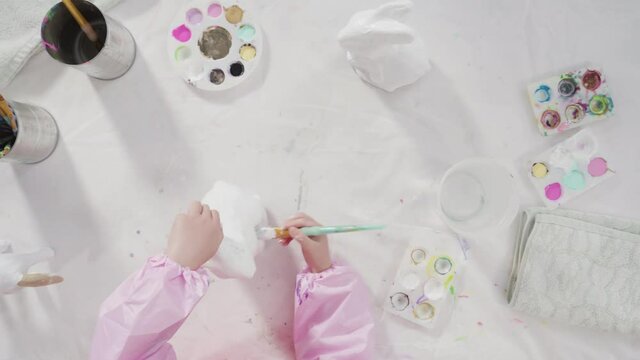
0;0;122;90
507;208;640;334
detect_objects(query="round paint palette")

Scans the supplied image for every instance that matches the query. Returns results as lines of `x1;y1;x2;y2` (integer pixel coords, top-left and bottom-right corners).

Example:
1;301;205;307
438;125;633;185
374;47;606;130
167;0;263;91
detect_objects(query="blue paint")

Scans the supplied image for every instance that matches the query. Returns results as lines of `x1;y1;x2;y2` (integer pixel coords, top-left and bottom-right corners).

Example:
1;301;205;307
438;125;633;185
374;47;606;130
534;85;551;103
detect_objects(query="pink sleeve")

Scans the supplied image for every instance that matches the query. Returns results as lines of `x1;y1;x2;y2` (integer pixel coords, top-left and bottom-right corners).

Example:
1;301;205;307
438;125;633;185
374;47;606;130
293;264;374;360
90;255;209;360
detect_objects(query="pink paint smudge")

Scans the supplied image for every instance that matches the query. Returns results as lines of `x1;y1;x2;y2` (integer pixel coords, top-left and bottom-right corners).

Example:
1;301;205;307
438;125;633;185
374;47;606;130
172;24;192;43
458;294;469;298
513;318;525;324
42;40;57;52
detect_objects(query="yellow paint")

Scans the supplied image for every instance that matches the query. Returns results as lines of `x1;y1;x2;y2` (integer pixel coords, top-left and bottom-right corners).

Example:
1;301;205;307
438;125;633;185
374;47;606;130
444;274;454;289
531;162;548;178
225;5;244;24
425;256;437;276
239;44;256;61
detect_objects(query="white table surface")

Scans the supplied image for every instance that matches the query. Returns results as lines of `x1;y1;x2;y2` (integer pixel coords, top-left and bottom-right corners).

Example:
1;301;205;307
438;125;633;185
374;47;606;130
1;0;639;358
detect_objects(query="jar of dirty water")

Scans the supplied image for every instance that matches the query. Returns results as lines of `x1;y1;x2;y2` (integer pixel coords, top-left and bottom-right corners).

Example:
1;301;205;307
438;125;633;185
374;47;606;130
41;0;136;79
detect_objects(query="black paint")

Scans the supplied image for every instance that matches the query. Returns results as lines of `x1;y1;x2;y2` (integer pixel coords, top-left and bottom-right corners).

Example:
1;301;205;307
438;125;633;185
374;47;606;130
229;62;245;77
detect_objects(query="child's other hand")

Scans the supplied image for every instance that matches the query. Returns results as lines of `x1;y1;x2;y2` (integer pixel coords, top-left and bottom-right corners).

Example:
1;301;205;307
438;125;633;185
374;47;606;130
282;213;332;273
167;201;224;270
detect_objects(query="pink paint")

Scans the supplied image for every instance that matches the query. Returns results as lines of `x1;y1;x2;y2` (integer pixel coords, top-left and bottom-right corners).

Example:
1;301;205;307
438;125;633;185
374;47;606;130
513;318;525;324
557;122;570;133
172;24;191;42
544;183;562;201
42;40;58;52
208;3;223;17
186;8;203;25
588;157;608;177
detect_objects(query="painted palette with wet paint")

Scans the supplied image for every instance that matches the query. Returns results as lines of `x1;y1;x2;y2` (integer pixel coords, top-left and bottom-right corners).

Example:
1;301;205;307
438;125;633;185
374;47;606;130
167;0;262;90
527;129;615;208
527;66;613;136
384;231;463;330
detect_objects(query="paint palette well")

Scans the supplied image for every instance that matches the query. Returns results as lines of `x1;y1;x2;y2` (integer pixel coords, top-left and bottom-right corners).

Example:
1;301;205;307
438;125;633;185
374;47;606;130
527;66;613;136
384;230;463;331
527;129;615;208
167;0;263;91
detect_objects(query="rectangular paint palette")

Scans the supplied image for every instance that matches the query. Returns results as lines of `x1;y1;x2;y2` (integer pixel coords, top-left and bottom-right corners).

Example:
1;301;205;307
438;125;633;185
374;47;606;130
167;0;262;91
527;129;615;208
384;229;463;331
527;66;613;136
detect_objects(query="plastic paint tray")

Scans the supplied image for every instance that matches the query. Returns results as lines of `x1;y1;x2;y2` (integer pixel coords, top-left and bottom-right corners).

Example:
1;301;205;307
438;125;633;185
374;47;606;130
384;229;464;331
527;66;614;136
526;129;615;208
167;0;263;91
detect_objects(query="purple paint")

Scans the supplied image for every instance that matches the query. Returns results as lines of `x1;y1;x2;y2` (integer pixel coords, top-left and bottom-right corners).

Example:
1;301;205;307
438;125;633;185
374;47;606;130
545;183;562;201
186;8;203;25
588;157;608;177
172;24;192;42
208;3;223;17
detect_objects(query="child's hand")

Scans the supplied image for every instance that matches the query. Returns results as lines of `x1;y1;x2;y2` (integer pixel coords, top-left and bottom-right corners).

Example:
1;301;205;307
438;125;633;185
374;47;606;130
167;201;223;270
282;213;332;273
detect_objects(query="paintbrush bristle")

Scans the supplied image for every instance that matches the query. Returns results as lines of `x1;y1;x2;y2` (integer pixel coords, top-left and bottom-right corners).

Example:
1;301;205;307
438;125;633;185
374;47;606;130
256;227;276;240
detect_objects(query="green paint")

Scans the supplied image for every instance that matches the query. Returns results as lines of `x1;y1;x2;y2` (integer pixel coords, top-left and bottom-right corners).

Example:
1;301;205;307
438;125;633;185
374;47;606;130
454;336;467;342
444;273;455;289
589;95;609;115
237;24;256;42
449;285;455;295
562;170;586;190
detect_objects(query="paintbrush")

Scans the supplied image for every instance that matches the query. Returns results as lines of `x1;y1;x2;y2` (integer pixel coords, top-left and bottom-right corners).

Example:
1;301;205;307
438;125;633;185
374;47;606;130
257;225;385;240
0;95;17;132
61;0;99;43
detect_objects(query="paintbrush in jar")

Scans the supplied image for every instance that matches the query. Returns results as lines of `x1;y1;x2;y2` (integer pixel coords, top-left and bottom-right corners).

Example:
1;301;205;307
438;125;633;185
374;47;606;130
61;0;100;44
0;95;17;132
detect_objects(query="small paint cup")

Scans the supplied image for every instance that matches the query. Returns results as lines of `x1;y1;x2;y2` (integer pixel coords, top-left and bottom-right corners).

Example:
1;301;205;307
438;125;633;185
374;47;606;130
1;101;58;164
41;0;136;80
437;158;519;238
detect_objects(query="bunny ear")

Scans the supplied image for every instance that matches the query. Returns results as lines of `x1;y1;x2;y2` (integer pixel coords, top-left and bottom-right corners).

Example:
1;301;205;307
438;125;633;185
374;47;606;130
373;0;414;21
364;20;415;45
14;248;54;273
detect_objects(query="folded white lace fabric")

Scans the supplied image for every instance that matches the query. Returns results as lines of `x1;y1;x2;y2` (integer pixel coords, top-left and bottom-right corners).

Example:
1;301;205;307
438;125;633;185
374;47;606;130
0;0;122;89
508;208;640;334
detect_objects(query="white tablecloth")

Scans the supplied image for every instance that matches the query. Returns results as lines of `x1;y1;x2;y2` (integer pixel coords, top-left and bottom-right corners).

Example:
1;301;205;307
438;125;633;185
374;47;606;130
1;0;639;358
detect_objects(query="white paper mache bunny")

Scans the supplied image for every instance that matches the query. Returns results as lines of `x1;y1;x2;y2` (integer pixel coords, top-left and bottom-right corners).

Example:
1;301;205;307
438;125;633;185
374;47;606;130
338;0;431;92
0;239;63;294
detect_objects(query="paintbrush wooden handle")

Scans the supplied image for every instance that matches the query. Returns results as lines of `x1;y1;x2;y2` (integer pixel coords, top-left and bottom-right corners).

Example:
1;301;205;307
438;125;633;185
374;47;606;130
0;95;17;131
62;0;99;42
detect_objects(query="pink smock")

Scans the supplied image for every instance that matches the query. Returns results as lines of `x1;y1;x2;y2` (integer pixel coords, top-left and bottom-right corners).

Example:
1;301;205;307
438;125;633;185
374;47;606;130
90;256;374;359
